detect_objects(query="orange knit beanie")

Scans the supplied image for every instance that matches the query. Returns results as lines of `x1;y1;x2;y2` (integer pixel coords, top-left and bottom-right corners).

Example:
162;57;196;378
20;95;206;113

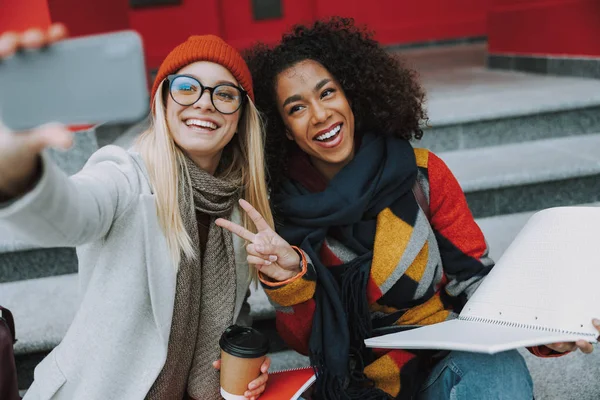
150;35;254;105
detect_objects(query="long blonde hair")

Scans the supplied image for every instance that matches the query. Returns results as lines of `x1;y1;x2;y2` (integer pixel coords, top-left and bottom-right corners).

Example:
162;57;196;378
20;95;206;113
136;81;273;282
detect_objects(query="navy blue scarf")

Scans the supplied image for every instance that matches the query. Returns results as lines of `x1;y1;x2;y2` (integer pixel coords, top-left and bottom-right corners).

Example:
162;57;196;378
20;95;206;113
274;134;418;399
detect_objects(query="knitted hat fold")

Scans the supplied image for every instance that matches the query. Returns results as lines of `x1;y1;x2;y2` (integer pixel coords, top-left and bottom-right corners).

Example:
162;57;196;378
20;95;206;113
151;35;254;105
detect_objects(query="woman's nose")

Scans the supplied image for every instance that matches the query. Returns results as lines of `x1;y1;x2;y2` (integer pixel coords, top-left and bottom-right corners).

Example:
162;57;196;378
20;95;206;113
311;103;330;124
192;89;215;110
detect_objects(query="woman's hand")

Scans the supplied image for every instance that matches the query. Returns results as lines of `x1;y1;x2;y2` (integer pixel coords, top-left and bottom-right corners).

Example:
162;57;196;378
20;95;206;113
216;199;302;282
213;356;271;400
545;318;600;354
0;23;72;199
0;122;72;199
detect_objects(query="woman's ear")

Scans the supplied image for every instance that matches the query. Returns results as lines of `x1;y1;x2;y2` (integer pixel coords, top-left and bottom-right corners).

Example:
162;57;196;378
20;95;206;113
285;129;294;141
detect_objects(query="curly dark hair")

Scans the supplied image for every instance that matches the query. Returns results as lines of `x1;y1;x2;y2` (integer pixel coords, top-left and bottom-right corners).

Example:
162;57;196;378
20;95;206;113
244;17;427;192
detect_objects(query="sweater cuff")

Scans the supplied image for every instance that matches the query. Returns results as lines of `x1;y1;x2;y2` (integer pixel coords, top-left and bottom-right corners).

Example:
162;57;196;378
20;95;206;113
260;247;316;307
259;245;307;287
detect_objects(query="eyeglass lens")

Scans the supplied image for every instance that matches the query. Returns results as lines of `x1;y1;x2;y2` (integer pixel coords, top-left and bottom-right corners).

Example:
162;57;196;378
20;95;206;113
170;75;243;114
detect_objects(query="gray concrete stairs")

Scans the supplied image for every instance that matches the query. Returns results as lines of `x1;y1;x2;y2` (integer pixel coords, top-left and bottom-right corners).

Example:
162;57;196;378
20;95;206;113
405;44;600;153
2;43;600;398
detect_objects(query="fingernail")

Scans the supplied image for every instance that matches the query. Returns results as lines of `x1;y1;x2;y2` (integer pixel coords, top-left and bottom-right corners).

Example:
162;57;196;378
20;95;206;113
593;318;600;326
0;32;15;53
269;255;278;262
264;260;271;265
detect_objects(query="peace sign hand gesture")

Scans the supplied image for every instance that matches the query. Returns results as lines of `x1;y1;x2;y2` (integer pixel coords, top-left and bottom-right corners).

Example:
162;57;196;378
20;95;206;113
216;199;302;282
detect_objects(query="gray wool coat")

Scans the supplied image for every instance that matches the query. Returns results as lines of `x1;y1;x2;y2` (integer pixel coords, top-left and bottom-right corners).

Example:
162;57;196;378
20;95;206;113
0;145;251;400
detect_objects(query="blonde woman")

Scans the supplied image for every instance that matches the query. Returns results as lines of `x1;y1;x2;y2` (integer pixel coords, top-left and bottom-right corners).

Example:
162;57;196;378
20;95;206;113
0;25;272;400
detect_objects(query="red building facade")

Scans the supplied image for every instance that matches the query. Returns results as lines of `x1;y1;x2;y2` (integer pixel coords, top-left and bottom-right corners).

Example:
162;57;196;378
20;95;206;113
2;0;599;75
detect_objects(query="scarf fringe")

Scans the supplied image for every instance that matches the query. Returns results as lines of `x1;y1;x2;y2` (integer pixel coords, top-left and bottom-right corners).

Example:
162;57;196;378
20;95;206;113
341;256;373;348
310;257;392;400
310;351;392;400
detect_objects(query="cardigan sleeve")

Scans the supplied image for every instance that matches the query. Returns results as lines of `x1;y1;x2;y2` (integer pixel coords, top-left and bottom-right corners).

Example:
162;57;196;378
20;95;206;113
426;152;494;307
0;145;142;248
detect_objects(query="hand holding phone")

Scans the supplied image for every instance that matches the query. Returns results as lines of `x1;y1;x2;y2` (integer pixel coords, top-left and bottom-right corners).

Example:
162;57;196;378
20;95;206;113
0;25;73;199
0;121;73;199
0;29;150;131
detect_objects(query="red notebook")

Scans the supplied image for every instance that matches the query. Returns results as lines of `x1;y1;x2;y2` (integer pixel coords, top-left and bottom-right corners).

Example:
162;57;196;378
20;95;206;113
262;367;315;400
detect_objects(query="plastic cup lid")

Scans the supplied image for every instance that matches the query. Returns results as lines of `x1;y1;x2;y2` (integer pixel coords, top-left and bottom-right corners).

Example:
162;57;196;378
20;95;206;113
219;325;270;359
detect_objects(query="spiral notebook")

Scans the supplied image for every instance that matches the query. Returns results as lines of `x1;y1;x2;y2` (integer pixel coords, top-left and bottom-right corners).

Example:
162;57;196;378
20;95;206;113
261;366;315;400
365;206;600;354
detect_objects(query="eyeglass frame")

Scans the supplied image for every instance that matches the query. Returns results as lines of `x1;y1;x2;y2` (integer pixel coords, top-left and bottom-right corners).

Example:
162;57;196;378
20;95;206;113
165;74;247;115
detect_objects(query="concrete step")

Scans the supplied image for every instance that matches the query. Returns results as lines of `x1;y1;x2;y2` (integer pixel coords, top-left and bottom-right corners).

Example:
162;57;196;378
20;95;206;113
0;274;77;389
398;44;600;152
0;248;77;284
439;133;600;218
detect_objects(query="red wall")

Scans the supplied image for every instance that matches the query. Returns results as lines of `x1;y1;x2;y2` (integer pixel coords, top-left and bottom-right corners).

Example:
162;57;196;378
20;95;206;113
3;0;489;70
48;0;130;37
488;0;600;57
316;0;489;45
0;0;129;36
219;0;316;49
5;0;600;64
128;0;222;69
129;0;490;69
0;0;51;31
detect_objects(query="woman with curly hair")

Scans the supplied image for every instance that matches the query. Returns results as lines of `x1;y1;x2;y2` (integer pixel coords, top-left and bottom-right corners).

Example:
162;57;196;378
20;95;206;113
217;17;593;399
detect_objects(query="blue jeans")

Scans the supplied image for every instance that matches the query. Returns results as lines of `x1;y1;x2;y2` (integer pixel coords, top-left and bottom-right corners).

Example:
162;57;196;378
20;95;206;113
417;350;533;400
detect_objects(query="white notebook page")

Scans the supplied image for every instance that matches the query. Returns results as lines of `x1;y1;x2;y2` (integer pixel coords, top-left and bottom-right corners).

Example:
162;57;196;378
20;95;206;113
460;206;600;336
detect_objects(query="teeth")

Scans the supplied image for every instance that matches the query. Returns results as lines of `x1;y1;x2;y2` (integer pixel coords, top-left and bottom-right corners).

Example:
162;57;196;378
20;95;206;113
315;125;341;141
185;119;218;130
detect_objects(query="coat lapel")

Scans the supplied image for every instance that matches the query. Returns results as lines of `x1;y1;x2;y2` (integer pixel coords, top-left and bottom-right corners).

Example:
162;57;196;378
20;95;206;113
139;194;177;350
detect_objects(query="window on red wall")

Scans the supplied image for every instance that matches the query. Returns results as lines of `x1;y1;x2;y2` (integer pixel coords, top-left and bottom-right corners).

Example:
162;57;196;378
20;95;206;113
252;0;283;20
130;0;182;7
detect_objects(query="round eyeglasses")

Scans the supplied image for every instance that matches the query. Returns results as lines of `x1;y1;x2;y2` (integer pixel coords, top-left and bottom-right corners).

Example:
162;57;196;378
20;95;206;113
166;74;247;115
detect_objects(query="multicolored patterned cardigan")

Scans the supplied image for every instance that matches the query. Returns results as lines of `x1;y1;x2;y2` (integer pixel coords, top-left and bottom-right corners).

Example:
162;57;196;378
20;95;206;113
260;149;562;398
